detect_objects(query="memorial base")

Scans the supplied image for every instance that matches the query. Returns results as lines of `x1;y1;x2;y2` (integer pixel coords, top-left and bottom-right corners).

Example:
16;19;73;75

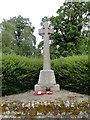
34;84;60;91
34;70;60;91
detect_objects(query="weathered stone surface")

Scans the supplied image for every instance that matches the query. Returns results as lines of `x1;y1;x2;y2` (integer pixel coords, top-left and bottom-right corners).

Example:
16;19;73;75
34;22;60;91
35;70;60;91
51;84;60;91
1;90;89;102
39;22;53;70
1;94;89;119
38;70;56;85
34;84;42;91
35;84;60;92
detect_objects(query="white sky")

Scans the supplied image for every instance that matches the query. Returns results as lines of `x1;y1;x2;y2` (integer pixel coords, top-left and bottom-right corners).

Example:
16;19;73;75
0;0;65;45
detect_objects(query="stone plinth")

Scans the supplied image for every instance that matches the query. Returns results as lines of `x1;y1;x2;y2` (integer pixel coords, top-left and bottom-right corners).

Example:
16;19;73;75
34;70;60;91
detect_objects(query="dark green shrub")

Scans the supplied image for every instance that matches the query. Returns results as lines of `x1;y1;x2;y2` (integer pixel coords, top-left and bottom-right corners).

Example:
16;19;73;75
2;54;89;96
51;55;89;95
2;54;43;96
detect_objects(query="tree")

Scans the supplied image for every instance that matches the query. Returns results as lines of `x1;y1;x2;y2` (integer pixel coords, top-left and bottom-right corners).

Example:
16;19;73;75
1;15;36;57
38;40;44;51
40;16;50;26
50;1;89;58
1;19;16;54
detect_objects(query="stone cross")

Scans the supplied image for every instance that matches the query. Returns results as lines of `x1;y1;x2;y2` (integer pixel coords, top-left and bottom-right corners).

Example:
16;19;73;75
34;22;60;92
39;22;54;70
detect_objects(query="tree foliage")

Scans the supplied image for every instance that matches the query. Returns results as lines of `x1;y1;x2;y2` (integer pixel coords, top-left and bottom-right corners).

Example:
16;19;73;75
1;15;36;57
50;1;89;58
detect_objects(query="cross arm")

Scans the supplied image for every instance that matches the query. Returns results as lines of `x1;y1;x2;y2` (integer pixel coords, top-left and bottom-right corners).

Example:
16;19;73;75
48;29;54;34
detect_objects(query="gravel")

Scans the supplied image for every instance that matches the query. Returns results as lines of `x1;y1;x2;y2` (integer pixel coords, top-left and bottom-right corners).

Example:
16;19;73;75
1;89;89;102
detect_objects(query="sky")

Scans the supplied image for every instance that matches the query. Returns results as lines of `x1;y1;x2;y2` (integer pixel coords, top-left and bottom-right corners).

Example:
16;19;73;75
0;0;65;45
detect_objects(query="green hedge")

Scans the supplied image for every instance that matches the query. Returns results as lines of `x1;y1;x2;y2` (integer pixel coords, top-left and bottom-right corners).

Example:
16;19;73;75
51;55;89;95
2;54;89;96
2;54;43;96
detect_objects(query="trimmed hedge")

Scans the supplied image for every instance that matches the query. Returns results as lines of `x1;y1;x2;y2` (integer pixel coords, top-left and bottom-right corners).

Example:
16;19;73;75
51;55;89;95
2;54;43;96
2;54;89;96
